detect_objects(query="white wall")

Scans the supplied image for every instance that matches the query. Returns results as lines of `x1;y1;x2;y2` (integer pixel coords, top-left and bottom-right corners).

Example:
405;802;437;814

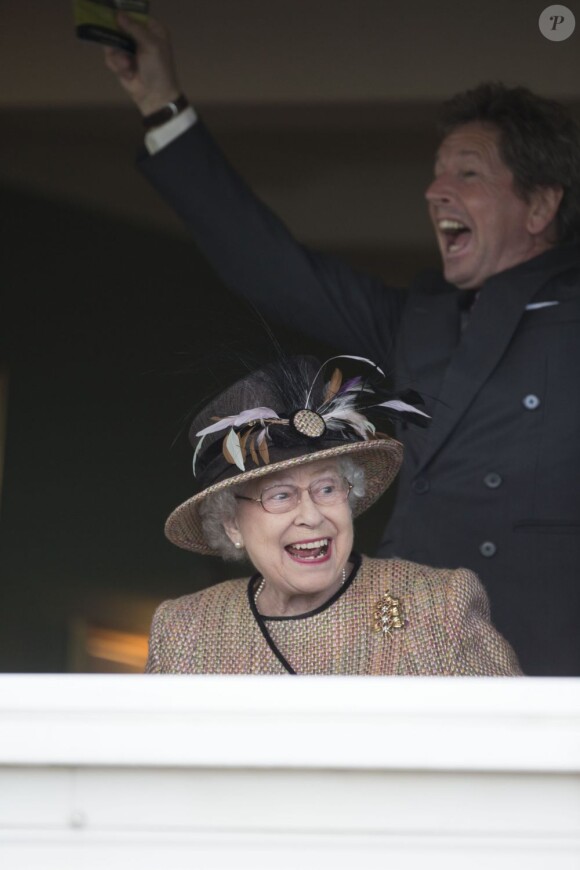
1;676;579;869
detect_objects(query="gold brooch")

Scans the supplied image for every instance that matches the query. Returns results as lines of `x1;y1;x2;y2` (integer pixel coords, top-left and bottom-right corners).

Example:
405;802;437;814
373;592;405;636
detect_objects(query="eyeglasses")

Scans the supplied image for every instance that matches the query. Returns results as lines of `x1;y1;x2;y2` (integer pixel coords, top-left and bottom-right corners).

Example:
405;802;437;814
235;476;353;514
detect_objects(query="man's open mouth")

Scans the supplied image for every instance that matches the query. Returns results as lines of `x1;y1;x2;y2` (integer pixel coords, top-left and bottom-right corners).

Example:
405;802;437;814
438;218;471;254
285;538;331;561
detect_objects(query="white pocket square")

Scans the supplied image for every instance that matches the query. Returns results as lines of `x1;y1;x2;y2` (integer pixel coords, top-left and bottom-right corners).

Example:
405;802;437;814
525;301;560;311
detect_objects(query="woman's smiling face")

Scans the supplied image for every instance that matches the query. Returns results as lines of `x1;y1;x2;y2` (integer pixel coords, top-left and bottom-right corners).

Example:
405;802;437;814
224;459;354;616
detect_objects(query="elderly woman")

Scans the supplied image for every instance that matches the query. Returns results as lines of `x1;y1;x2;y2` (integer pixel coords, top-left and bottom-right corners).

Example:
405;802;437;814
147;356;521;675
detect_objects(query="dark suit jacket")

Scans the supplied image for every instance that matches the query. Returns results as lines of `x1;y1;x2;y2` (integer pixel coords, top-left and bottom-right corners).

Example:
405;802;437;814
139;121;580;675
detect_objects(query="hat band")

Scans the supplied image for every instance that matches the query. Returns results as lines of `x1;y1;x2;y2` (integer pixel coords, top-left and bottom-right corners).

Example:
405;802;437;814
194;426;363;490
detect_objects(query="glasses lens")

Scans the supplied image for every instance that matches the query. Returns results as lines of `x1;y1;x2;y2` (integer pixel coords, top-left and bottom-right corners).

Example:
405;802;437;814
261;485;298;513
310;477;350;505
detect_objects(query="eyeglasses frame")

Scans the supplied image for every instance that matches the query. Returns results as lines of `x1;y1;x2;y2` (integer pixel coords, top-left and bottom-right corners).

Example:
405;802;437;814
234;477;353;514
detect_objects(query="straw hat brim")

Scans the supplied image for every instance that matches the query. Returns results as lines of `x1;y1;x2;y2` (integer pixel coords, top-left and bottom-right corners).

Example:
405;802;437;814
165;436;403;555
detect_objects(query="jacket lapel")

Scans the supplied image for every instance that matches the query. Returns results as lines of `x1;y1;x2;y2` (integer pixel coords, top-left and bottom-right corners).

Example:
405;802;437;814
399;272;461;401
415;249;580;474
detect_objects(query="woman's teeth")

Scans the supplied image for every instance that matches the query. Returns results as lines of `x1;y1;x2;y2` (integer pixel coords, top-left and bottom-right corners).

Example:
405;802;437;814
286;539;330;559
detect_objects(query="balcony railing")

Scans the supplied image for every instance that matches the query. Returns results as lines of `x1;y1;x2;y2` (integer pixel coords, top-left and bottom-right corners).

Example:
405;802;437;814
0;675;579;869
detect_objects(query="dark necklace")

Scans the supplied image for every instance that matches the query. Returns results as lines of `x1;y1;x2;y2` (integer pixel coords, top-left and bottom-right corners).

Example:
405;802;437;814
249;577;297;674
247;555;360;675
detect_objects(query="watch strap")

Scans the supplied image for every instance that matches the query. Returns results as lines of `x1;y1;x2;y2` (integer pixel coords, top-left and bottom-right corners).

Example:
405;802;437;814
142;94;189;130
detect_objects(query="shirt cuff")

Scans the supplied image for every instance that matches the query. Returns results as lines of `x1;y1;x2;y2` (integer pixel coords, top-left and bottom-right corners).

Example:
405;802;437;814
144;106;198;155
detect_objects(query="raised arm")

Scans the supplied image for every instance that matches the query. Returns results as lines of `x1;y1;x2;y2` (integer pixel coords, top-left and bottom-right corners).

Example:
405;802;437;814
104;16;407;366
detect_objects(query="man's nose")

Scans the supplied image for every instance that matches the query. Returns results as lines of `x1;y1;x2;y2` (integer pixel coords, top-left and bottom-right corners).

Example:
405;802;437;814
425;176;452;204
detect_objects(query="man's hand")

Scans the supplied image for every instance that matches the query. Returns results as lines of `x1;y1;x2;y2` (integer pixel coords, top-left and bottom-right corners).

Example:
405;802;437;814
103;14;182;116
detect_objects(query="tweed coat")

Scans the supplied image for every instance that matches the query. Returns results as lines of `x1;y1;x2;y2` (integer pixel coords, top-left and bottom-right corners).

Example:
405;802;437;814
139;121;580;675
145;556;520;675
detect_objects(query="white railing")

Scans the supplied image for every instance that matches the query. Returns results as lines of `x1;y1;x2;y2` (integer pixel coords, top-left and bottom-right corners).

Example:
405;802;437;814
0;675;579;869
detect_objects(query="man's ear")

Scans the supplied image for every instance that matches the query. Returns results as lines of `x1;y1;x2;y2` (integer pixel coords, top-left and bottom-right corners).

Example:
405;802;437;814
527;185;564;237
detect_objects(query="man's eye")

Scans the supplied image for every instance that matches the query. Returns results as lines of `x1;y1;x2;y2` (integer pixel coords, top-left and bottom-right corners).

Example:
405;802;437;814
461;170;477;178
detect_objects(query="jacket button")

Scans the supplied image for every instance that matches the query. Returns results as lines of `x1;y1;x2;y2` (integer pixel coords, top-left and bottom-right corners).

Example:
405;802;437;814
412;477;430;494
479;541;497;558
522;394;541;410
484;472;502;489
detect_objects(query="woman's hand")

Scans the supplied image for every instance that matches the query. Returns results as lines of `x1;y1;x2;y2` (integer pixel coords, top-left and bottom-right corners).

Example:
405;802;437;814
103;14;182;117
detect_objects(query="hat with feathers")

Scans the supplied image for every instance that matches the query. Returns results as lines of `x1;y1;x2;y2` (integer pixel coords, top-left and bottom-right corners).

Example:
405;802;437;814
165;355;428;554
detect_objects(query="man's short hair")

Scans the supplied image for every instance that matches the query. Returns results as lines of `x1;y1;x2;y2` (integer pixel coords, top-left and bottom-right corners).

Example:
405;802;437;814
439;82;580;245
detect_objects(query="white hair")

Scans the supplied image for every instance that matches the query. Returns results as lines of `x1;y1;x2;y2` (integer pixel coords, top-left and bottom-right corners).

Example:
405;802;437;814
199;456;366;561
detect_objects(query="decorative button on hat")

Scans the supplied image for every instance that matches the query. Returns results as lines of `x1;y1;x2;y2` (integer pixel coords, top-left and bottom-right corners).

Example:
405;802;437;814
290;408;326;438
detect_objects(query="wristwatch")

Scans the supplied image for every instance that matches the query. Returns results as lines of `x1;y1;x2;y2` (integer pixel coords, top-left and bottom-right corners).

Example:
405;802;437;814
142;94;189;130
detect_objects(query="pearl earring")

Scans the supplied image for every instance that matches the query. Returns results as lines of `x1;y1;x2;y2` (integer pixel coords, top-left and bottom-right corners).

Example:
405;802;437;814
234;541;243;549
